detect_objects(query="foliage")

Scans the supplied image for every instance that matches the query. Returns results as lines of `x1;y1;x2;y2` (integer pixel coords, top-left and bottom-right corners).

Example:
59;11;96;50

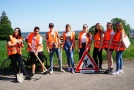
0;11;13;40
89;24;104;35
75;34;78;40
111;18;131;36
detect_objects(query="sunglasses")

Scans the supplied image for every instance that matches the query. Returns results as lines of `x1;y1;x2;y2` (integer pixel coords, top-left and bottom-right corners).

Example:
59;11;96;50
83;27;87;28
34;31;39;32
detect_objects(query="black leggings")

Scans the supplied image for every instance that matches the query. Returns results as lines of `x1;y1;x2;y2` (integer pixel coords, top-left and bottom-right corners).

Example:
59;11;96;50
9;54;28;78
79;43;90;60
93;47;103;68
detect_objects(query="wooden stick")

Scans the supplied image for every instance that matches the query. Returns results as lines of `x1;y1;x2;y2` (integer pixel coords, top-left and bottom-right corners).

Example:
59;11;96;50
30;45;47;70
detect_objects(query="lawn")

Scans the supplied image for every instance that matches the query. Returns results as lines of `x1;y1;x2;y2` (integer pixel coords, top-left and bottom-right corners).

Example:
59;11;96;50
0;39;134;69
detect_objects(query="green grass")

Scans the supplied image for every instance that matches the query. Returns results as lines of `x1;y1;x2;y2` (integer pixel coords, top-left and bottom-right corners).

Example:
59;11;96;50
0;39;134;69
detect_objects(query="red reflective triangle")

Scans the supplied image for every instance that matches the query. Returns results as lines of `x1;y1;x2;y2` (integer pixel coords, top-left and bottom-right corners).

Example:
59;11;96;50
75;51;99;72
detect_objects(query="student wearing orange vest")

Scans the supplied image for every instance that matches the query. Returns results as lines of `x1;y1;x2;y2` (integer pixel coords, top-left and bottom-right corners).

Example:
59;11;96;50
46;23;65;74
111;22;126;75
104;22;115;74
62;24;75;73
26;26;46;77
78;24;92;60
7;27;31;81
93;23;104;70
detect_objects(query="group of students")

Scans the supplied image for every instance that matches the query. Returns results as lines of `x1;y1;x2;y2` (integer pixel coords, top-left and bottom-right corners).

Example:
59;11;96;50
6;22;126;82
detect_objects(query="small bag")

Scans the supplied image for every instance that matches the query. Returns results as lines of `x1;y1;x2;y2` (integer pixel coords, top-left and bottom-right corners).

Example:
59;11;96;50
122;35;131;48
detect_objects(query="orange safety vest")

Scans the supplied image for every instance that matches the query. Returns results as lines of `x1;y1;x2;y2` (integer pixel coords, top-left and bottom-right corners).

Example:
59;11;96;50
94;32;102;48
27;32;43;51
63;31;75;48
6;35;22;55
78;31;91;50
103;29;114;49
113;30;126;51
46;31;59;49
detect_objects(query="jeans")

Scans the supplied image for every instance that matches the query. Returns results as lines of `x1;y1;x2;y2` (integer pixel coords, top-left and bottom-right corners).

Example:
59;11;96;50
64;41;74;68
116;51;124;71
93;47;103;68
49;48;61;71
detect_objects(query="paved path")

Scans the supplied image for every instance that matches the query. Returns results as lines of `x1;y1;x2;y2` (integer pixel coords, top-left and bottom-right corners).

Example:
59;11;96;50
0;61;134;90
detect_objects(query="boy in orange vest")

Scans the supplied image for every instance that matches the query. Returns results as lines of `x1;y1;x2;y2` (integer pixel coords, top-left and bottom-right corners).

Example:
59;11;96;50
26;26;46;77
46;23;65;74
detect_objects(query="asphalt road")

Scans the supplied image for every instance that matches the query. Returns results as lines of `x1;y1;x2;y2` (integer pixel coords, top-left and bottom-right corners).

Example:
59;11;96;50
0;61;134;90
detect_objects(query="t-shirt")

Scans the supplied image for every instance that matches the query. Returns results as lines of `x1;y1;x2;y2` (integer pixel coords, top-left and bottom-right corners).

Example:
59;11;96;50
65;31;71;42
26;34;43;52
81;33;87;43
110;31;115;35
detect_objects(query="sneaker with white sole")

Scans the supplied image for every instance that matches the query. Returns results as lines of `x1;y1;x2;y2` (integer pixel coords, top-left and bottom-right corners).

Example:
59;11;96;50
111;71;119;75
68;67;71;72
41;69;48;74
72;68;75;74
119;70;123;74
49;71;53;75
60;69;65;72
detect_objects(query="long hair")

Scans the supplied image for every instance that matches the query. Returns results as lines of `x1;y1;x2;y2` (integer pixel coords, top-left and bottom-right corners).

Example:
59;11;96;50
94;23;104;37
13;27;22;39
116;22;124;32
107;22;113;30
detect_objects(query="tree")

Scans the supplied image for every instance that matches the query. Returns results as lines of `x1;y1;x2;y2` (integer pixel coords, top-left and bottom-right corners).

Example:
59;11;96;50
111;18;131;36
0;11;13;40
89;25;95;35
89;24;104;35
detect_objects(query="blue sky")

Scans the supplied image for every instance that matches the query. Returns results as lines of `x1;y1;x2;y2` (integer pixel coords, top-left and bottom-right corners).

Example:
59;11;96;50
0;0;134;32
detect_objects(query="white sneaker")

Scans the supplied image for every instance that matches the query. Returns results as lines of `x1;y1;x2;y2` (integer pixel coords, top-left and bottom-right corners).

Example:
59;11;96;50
72;68;75;74
49;71;53;75
111;71;119;75
68;67;71;72
60;69;65;72
41;69;48;74
119;70;123;74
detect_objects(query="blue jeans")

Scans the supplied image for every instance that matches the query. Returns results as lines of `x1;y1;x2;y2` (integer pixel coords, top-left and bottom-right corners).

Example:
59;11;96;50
64;41;74;68
50;48;61;71
116;51;124;71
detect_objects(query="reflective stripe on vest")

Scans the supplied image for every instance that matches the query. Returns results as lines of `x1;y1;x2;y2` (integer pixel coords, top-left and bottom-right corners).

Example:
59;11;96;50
27;32;43;51
78;31;91;50
104;29;114;49
94;33;101;48
7;35;22;55
113;31;126;51
47;31;59;49
63;31;75;48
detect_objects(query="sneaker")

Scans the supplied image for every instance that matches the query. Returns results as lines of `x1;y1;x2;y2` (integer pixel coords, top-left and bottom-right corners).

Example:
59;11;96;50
41;69;48;74
68;67;71;72
49;71;53;75
99;67;102;70
104;69;110;74
111;71;119;75
60;69;65;72
110;68;113;71
72;68;75;74
119;70;123;74
31;73;35;77
25;75;31;80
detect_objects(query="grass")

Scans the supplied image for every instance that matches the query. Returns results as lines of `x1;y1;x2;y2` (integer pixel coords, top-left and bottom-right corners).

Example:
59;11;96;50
0;39;134;69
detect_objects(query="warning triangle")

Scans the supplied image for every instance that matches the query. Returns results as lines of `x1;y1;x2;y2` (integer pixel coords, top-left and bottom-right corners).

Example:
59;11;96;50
75;51;99;72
